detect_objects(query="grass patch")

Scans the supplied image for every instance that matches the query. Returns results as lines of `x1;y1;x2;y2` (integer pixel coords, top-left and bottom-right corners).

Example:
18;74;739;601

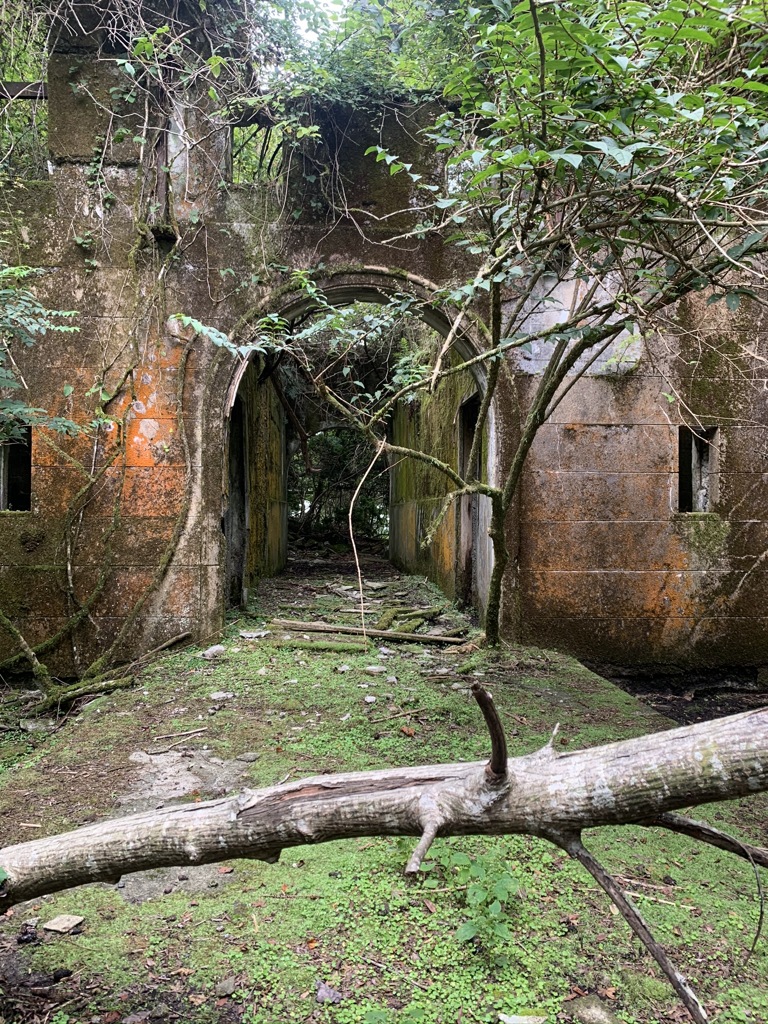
1;566;767;1024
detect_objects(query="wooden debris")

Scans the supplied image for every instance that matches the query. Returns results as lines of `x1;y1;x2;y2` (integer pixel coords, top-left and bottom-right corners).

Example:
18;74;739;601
270;619;465;645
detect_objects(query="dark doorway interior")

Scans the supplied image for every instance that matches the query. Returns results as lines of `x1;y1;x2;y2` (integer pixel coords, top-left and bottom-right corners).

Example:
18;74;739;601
287;428;389;548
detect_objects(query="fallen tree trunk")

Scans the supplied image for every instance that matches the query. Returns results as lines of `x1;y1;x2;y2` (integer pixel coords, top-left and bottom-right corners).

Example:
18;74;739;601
1;693;767;1023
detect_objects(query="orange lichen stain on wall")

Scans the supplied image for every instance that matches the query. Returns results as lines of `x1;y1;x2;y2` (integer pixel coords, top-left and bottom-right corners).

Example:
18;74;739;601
121;466;187;518
125;416;180;468
427;503;457;599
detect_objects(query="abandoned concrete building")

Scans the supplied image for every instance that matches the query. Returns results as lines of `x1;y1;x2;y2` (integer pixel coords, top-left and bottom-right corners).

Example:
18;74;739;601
2;14;768;680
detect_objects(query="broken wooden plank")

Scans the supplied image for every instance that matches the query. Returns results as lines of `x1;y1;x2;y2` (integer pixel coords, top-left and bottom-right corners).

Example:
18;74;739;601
270;619;466;645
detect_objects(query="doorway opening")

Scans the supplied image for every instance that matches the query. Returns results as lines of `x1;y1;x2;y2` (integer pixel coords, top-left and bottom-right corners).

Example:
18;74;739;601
223;291;492;618
287;428;390;551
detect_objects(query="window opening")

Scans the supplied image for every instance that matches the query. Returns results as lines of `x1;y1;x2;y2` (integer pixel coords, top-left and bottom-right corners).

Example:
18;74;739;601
1;82;48;179
231;124;285;184
679;425;718;512
0;427;32;511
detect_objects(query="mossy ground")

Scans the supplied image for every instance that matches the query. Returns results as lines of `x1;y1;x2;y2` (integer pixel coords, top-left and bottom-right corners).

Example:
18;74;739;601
1;554;767;1024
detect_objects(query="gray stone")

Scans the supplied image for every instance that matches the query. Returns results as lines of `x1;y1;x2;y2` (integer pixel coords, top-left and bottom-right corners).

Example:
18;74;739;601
364;665;387;675
215;976;238;997
42;914;84;933
19;718;57;734
566;995;622;1024
199;644;226;660
209;691;235;700
236;751;260;762
315;980;343;1004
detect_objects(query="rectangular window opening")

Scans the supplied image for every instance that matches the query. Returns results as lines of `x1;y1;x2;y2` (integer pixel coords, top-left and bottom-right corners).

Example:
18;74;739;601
678;425;719;512
230;124;285;185
0;427;32;511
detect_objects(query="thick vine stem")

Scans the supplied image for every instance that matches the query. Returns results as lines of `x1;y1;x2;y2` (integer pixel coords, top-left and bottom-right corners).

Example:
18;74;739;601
471;683;508;781
552;831;709;1024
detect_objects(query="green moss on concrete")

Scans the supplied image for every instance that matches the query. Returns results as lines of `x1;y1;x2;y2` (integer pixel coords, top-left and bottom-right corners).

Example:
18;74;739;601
672;512;730;561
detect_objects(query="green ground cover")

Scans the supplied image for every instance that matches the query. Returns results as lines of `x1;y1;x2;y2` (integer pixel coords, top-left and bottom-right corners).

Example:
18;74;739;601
0;566;766;1024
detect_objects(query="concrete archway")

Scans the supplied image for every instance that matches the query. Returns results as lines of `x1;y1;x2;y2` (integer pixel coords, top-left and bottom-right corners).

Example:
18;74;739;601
206;267;496;631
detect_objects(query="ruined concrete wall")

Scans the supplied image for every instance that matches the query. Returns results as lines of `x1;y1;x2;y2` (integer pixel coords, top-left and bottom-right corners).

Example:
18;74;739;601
511;293;768;666
7;26;768;677
243;370;287;591
0;45;253;676
389;353;493;615
0;49;465;677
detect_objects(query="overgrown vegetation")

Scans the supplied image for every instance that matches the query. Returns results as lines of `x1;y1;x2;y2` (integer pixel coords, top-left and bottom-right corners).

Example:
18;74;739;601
1;566;766;1023
240;0;768;644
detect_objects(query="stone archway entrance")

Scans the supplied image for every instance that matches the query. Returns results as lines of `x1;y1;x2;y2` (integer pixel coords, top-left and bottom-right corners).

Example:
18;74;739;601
218;271;495;624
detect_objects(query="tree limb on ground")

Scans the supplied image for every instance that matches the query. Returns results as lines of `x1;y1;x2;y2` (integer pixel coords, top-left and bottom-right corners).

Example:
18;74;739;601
269;618;465;644
1;689;766;1023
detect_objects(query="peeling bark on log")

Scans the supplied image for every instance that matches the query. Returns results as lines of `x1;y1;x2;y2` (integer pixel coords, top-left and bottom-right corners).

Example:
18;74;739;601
1;707;766;908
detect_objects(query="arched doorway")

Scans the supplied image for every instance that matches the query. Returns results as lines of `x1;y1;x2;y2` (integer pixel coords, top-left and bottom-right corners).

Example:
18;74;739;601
216;269;495;624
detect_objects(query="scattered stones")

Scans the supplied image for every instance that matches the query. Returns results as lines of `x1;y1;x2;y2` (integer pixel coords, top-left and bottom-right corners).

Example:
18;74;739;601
378;646;396;655
386;675;398;683
19;718;57;734
215;976;238;997
364;666;387;675
498;1015;547;1024
565;995;622;1024
209;691;235;701
364;695;377;704
239;630;270;639
337;664;351;673
236;752;260;763
42;914;84;934
198;645;226;660
315;980;343;1004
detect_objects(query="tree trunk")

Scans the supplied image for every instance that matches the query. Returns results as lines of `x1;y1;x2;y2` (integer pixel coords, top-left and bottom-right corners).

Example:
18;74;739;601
2;705;766;908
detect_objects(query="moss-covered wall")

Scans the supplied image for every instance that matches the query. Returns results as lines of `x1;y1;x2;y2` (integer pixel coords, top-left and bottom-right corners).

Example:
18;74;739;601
0;41;462;679
513;288;768;667
242;370;288;589
389;352;492;615
6;27;768;677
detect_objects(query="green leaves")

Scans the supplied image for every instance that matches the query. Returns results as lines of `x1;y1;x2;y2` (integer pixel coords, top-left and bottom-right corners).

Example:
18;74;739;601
455;921;479;942
1;261;81;442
